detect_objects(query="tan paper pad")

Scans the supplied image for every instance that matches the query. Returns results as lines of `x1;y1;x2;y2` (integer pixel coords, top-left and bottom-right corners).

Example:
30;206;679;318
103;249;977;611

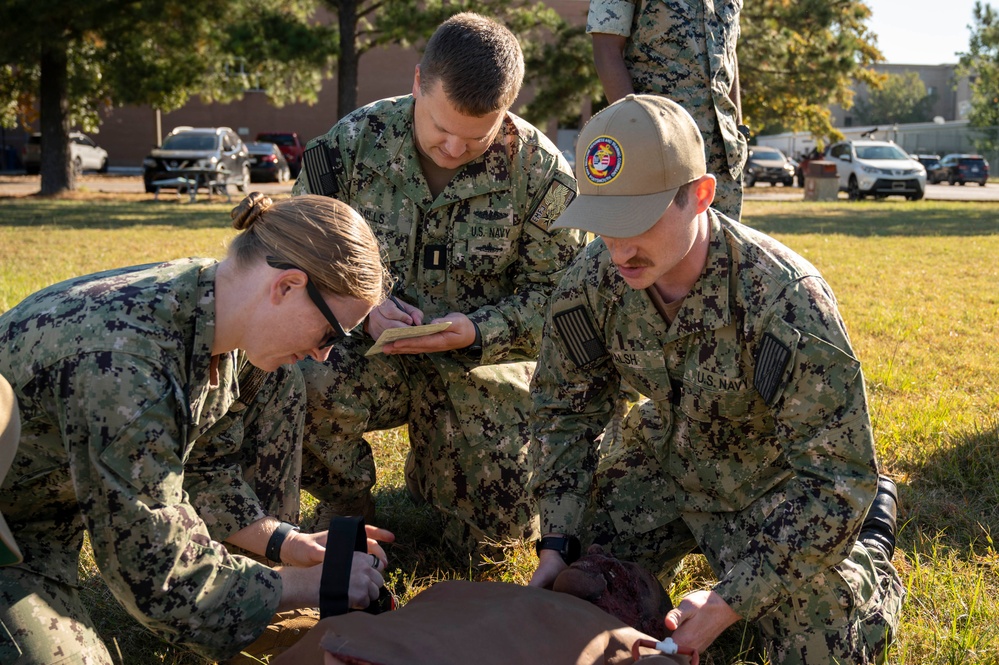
364;322;452;356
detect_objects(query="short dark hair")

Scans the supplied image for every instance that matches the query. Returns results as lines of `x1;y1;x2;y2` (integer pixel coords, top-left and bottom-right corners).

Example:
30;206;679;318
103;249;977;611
672;179;697;209
419;12;524;116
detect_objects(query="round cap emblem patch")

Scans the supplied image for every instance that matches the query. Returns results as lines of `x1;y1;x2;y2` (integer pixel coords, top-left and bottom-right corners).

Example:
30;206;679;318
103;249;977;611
584;136;624;185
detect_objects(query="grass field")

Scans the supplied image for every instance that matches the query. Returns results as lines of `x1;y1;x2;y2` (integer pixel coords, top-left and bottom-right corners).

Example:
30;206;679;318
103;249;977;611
1;194;997;664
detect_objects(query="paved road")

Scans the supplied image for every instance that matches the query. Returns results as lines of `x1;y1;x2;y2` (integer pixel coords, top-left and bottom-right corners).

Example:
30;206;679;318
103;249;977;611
2;173;998;202
0;173;295;199
743;181;999;202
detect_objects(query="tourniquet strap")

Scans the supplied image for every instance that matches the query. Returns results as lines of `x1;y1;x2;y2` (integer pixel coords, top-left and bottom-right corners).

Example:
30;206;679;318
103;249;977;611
319;515;367;618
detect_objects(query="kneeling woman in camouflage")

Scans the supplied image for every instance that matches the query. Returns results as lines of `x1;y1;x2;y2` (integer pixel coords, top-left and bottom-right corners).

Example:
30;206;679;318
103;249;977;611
0;193;393;663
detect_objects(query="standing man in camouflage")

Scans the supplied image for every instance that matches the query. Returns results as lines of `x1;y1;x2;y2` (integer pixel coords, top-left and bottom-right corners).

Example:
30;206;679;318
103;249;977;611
529;95;904;664
588;0;748;219
293;13;585;551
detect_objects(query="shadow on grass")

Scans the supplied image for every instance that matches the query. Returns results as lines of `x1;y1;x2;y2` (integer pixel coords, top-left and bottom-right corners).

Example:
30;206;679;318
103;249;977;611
747;201;999;237
898;419;999;557
0;197;231;229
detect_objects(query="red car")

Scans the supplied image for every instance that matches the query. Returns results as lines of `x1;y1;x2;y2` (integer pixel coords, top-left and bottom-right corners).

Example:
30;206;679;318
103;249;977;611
255;132;304;176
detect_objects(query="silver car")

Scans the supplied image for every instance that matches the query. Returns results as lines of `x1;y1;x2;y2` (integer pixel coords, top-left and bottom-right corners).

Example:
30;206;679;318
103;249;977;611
22;132;109;175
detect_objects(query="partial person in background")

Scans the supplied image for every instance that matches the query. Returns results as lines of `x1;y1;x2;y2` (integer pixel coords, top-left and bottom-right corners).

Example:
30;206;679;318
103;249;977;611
293;12;585;552
0;194;392;663
588;0;748;219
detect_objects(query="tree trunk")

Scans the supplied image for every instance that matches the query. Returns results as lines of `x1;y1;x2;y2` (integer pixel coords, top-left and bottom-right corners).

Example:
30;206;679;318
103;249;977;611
39;42;72;195
337;0;359;120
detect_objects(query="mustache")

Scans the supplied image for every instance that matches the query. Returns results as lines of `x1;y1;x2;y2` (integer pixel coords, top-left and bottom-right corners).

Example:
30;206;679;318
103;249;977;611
614;259;653;269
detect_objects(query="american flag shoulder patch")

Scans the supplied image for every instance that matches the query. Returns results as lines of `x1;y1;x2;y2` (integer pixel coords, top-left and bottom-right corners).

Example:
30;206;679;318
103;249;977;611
552;305;607;368
303;143;338;198
754;332;792;405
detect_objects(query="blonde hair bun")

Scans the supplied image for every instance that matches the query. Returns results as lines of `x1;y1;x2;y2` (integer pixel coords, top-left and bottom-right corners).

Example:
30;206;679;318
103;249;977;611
231;192;275;231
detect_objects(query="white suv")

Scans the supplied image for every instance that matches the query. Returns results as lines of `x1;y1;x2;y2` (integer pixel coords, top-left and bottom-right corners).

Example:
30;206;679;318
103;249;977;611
22;132;109;175
826;139;926;201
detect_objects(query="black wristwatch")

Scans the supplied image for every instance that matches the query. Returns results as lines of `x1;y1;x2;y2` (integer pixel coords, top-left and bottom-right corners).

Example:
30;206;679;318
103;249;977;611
266;521;300;564
464;322;483;354
535;534;581;564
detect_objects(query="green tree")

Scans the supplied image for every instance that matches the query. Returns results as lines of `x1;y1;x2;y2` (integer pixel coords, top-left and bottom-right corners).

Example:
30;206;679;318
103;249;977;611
853;72;938;125
519;0;884;147
0;0;333;195
958;0;999;153
738;0;884;144
319;0;561;120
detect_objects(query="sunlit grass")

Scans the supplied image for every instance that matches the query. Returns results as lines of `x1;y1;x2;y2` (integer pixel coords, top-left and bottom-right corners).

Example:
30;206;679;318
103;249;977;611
2;196;998;664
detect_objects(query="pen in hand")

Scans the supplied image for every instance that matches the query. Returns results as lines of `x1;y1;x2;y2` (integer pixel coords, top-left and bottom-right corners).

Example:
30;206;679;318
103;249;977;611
389;295;415;326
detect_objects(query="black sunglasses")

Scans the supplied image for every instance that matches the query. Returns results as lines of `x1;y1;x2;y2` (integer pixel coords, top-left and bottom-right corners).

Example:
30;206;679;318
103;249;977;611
266;256;349;348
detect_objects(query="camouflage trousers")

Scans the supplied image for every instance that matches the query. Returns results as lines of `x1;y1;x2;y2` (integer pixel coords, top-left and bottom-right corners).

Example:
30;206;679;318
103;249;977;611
583;400;905;665
0;567;114;664
299;337;538;552
705;123;744;221
0;365;304;662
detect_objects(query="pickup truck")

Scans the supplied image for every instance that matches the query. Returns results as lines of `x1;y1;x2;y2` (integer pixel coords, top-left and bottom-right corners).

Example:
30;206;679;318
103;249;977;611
256;132;304;176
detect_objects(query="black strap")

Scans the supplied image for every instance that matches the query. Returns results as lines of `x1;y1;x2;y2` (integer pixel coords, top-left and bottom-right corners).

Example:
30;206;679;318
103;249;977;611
319;515;367;618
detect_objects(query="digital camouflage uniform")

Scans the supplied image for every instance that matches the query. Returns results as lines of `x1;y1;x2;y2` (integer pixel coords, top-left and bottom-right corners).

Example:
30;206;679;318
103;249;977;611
587;0;748;218
293;95;584;549
0;259;306;663
530;212;905;664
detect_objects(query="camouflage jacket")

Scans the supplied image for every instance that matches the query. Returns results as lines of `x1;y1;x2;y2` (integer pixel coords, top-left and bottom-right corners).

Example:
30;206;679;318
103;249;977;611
530;211;879;621
587;0;747;177
295;96;585;439
0;259;284;660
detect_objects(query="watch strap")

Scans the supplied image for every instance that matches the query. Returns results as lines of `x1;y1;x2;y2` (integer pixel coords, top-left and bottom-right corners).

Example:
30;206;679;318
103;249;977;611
535;534;581;564
265;521;299;564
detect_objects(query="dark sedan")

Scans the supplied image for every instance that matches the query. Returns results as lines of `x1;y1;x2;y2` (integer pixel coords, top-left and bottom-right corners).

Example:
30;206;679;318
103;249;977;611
246;142;292;183
744;146;796;187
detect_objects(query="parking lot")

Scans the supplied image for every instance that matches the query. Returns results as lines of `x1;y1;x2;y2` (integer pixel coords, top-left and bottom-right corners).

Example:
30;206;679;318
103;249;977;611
0;171;295;200
1;172;998;202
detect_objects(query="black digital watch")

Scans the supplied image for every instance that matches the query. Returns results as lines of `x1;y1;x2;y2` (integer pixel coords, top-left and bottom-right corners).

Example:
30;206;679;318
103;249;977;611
535;534;582;564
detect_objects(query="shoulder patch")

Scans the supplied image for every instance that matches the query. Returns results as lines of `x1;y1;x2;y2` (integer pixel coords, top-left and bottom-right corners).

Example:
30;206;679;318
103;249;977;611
754;332;791;405
303;143;338;198
552;305;607;368
529;180;576;233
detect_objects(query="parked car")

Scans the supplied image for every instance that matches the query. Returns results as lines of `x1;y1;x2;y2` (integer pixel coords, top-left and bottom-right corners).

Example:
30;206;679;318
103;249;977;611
744;146;795;187
928;153;989;186
912;153;941;173
794;147;825;187
22;131;109;175
246;142;292;183
255;132;304;175
826;139;926;200
143;126;251;194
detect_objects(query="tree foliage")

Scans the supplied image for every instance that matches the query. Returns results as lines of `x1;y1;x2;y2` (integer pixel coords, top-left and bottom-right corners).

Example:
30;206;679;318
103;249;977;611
853;72;938;125
738;0;884;144
958;1;999;152
319;0;562;120
521;0;885;146
0;0;333;194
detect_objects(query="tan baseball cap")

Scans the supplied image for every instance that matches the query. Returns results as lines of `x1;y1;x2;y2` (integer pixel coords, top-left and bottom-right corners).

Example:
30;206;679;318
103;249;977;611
0;373;22;566
552;94;706;237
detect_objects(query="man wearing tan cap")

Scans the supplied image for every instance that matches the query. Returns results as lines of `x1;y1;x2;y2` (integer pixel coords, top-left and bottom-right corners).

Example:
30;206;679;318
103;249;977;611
0;373;21;567
527;94;904;664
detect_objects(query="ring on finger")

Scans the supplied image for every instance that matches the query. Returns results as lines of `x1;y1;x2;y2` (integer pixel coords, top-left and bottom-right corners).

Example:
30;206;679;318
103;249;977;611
371;553;380;569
